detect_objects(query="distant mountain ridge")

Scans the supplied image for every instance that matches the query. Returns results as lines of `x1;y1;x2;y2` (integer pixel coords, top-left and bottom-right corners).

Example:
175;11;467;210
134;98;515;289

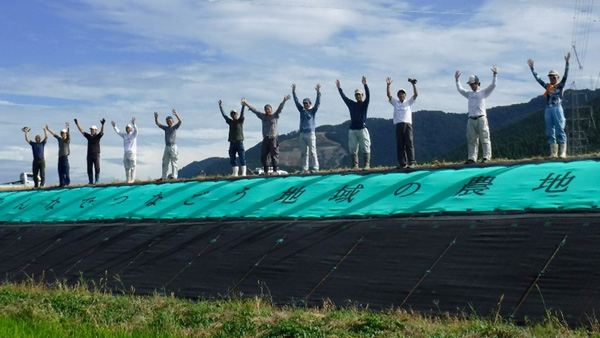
180;89;600;178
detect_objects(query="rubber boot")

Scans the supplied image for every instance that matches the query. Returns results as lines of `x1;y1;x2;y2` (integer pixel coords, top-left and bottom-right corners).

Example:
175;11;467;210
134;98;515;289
232;166;239;177
95;173;100;184
558;142;567;158
363;153;371;170
549;144;558;158
240;166;247;176
125;170;130;183
351;154;359;170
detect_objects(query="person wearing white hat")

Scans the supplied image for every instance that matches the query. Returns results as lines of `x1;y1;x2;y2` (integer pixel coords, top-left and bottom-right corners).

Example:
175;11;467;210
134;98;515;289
387;77;419;169
74;117;106;184
219;100;246;176
45;123;71;187
455;66;498;164
336;76;371;169
527;52;571;158
111;118;138;183
292;83;321;173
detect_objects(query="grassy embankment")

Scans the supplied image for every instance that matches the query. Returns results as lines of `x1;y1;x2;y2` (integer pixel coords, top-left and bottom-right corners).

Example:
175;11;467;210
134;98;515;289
0;280;598;337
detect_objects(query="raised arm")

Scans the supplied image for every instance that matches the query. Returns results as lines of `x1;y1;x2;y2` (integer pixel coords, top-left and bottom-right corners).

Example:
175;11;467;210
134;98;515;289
274;95;291;115
386;77;393;100
241;97;261;116
455;71;469;97
409;78;418;100
74;118;86;134
218;100;231;121
99;118;106;135
291;84;303;111
111;120;123;136
527;59;547;88
42;126;49;142
313;84;321;110
24;128;30;143
560;52;571;87
45;124;57;138
172;109;182;127
362;76;370;105
481;66;498;97
154;112;164;127
131;117;138;137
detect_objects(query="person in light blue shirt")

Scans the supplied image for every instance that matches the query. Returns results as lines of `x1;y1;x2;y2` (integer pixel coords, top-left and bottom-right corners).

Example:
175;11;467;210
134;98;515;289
527;52;570;158
292;83;321;173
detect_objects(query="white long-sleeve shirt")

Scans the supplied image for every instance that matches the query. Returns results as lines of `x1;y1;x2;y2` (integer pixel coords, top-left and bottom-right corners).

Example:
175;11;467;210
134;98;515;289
113;124;138;154
456;75;497;117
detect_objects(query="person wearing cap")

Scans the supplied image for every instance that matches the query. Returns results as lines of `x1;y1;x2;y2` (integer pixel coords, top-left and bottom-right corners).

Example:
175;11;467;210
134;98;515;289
155;110;182;180
219;99;246;176
336;76;371;169
242;95;291;175
292;83;321;173
527;53;571;158
386;77;418;169
74;118;106;184
455;66;498;164
23;126;48;188
111;118;138;183
45;123;71;187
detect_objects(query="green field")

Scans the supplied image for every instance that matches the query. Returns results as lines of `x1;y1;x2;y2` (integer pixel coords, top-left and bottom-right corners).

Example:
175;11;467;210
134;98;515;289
0;280;598;337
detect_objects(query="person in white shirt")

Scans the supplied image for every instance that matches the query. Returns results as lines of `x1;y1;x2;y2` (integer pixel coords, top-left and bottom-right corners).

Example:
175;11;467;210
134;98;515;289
455;66;498;164
112;118;138;183
387;77;418;168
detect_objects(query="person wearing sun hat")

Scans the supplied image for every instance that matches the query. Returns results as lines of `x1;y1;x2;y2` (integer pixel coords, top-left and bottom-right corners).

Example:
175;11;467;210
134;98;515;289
455;66;498;164
74;117;106;185
527;52;571;158
336;76;371;169
45;122;71;187
292;83;321;173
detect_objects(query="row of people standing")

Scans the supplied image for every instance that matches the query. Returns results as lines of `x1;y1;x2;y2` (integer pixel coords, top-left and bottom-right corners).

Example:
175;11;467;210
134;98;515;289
23;111;182;188
220;51;571;178
23;53;571;187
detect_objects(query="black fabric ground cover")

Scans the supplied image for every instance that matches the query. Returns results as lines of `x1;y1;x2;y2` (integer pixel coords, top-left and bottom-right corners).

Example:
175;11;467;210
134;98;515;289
1;213;599;324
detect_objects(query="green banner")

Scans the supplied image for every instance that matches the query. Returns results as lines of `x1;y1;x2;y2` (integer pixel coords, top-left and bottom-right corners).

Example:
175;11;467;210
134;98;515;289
0;160;597;223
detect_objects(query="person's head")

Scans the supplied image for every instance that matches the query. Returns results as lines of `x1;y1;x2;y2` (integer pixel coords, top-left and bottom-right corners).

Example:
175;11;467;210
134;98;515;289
60;129;67;139
264;104;273;115
302;98;312;109
467;75;480;91
355;89;364;102
548;70;560;85
230;109;238;120
166;116;174;126
125;124;132;134
35;135;41;143
90;125;98;136
397;89;407;102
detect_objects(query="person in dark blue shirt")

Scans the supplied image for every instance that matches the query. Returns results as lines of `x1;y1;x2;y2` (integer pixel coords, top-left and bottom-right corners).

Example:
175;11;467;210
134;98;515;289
336;76;371;169
24;126;48;188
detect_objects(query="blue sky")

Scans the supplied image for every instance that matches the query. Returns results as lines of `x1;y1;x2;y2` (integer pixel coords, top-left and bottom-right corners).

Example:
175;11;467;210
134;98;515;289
1;0;598;185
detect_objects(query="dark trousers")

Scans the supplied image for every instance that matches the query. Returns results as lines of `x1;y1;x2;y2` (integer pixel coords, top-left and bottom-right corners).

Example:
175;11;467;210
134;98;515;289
229;141;246;166
32;158;45;187
58;155;70;186
87;153;100;184
395;122;415;167
260;137;279;172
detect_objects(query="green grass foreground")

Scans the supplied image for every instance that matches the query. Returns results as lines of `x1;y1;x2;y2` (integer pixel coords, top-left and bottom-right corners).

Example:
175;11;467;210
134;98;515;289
0;281;599;337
